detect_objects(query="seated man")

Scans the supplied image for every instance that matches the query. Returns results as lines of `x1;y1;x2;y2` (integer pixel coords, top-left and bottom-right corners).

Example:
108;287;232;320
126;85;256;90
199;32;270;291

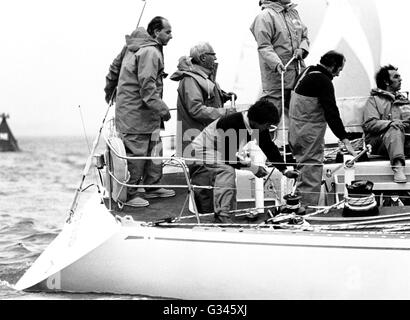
362;65;410;183
170;42;237;213
190;99;299;223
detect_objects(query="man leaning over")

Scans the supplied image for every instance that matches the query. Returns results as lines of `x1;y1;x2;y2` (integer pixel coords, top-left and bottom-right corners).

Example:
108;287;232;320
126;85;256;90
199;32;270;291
191;100;299;223
288;51;357;208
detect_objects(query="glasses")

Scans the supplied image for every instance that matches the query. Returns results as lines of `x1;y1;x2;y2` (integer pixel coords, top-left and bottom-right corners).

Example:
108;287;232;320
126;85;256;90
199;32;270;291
203;52;216;56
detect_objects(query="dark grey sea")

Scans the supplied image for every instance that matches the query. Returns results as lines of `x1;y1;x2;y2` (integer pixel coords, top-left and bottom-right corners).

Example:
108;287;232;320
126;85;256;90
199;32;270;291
0;136;151;300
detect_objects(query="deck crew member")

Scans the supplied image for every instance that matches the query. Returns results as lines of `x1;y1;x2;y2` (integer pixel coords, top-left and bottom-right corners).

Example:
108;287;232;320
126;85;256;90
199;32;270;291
362;65;410;183
191;99;299;223
288;51;357;208
250;0;309;129
112;16;175;207
170;42;237;213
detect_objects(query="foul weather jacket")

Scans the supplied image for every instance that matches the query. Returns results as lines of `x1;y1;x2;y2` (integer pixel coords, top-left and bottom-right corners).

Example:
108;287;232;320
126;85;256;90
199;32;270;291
363;88;410;142
170;57;236;156
250;0;309;91
104;28;140;104
115;27;170;134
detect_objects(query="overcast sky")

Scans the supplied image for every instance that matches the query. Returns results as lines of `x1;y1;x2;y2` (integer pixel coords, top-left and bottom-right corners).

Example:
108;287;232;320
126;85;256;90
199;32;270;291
1;0;409;137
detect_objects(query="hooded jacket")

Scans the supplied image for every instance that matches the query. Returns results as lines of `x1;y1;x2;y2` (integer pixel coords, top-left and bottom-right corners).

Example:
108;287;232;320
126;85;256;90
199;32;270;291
115;27;170;134
250;0;309;90
362;88;410;142
170;56;235;156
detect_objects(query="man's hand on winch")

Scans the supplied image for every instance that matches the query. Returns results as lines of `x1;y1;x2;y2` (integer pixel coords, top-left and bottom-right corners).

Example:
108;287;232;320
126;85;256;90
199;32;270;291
253;166;269;178
236;151;252;166
341;138;357;157
282;169;300;179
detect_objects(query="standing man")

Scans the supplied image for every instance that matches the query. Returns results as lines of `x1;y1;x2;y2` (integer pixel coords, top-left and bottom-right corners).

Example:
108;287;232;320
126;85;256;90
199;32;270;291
170;42;237;213
114;16;175;207
170;42;237;157
191;100;299;223
288;51;357;208
250;0;309;126
363;65;410;183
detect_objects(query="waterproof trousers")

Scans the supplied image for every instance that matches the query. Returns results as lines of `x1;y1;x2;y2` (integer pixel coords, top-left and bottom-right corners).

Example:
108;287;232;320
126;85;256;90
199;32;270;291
366;127;409;165
120;132;163;200
263;90;291;147
189;162;215;214
196;163;237;217
289;121;326;207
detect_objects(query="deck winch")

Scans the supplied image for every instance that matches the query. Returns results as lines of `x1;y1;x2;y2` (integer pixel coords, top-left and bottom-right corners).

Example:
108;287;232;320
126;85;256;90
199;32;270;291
343;180;379;217
278;177;306;216
280;193;306;215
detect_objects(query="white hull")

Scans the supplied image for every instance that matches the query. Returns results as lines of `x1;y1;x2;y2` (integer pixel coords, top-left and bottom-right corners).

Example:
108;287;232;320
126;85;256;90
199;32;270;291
16;193;410;300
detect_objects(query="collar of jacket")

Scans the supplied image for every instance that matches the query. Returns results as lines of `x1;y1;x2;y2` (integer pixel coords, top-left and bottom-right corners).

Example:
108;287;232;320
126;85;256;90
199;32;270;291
314;64;334;80
370;88;396;101
371;88;410;105
170;60;212;81
170;63;215;99
261;1;297;13
194;64;213;78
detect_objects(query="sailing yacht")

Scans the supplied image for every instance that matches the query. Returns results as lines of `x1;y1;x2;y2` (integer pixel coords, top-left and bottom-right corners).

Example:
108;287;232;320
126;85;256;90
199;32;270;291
15;0;410;299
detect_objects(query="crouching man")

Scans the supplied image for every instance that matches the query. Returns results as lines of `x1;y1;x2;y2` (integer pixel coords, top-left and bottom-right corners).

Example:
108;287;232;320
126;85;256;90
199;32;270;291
363;65;410;183
190;99;299;223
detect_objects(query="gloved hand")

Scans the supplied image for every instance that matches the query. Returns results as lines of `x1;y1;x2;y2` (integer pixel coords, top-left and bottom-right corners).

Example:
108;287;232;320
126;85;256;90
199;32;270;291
283;169;300;179
276;62;285;73
105;93;111;104
253;166;269;178
227;92;237;101
390;119;409;131
293;48;307;60
104;87;117;104
162;111;171;122
223;92;238;103
236;150;251;166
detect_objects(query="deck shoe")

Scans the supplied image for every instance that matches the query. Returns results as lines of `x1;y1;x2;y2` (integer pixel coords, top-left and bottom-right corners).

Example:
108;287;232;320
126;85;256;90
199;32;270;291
144;188;176;199
126;196;149;207
393;165;407;183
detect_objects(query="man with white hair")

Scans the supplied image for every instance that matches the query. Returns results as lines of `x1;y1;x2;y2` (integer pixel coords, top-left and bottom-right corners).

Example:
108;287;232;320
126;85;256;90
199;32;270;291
170;42;237;213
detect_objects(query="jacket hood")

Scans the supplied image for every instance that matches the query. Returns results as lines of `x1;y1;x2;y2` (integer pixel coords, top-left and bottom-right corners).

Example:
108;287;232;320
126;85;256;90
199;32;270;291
371;88;410;105
125;27;160;52
370;88;396;101
170;56;209;81
261;0;297;12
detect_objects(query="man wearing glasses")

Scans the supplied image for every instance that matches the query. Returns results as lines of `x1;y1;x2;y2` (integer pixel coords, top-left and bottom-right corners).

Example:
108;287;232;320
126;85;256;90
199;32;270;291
170;42;237;213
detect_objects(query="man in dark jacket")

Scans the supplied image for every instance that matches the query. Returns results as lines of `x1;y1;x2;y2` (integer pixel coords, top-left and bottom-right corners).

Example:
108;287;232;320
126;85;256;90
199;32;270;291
288;51;357;207
170;42;236;213
108;16;175;207
191;99;299;223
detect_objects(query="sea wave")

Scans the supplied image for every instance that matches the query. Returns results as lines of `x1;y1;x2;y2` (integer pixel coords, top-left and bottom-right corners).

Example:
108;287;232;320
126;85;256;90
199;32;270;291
0;136;151;300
